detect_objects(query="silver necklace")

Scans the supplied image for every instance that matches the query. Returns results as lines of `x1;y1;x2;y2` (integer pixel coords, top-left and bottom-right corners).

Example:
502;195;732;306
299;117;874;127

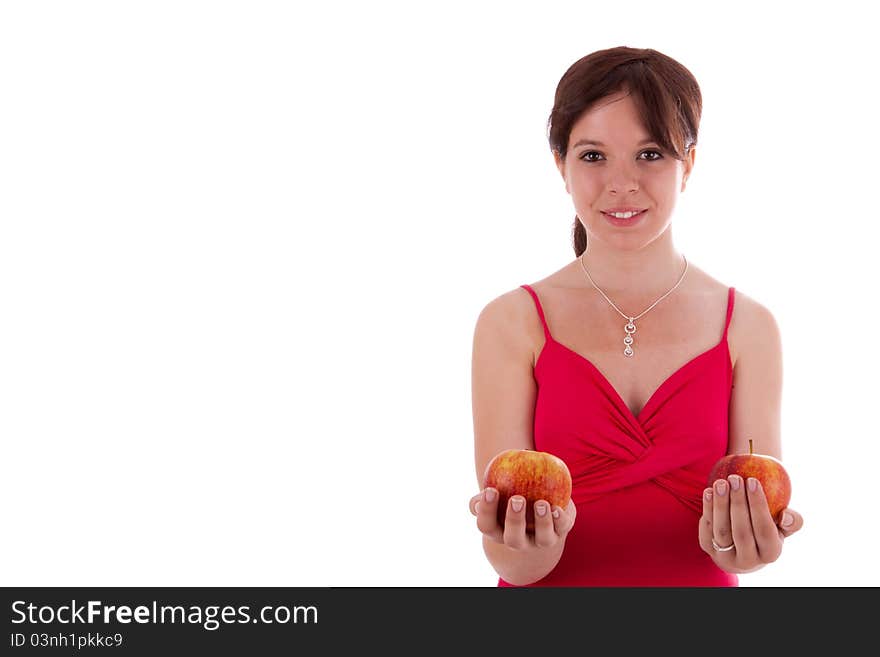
579;253;689;358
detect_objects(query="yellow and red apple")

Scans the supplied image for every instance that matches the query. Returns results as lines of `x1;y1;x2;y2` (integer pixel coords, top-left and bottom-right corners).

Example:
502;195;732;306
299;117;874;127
482;448;572;532
708;440;792;523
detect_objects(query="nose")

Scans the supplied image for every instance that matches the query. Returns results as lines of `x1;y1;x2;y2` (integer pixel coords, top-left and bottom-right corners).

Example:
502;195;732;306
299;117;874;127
606;160;640;194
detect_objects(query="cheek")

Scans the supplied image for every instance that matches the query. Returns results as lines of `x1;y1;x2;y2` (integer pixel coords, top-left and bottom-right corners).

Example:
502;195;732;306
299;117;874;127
569;174;603;201
641;171;679;202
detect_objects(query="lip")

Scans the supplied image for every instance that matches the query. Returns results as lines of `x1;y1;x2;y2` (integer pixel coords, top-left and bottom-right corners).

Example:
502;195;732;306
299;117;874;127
602;207;647;213
601;209;648;227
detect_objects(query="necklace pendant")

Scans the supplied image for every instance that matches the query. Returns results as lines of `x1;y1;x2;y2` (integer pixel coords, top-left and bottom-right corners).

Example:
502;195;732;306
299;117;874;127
623;318;636;357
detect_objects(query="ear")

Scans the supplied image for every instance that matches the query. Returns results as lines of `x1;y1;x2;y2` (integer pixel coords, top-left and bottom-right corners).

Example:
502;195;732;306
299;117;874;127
681;146;696;192
553;150;570;194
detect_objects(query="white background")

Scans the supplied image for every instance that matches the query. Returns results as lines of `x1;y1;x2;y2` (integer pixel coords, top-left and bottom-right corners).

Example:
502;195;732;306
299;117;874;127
1;1;877;587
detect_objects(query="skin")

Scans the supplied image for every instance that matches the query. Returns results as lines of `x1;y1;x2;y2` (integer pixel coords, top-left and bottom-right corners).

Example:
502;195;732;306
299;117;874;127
468;89;803;580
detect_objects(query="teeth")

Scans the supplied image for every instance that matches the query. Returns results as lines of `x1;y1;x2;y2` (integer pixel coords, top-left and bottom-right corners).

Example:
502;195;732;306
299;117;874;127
608;211;641;219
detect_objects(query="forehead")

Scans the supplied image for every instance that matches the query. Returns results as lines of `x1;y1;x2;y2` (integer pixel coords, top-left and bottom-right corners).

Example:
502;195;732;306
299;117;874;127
569;92;652;145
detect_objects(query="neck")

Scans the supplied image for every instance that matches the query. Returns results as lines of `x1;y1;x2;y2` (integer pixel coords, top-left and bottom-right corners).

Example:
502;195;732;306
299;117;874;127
579;229;687;300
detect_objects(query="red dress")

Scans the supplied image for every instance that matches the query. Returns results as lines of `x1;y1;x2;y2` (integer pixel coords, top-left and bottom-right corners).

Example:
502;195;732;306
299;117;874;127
498;284;739;587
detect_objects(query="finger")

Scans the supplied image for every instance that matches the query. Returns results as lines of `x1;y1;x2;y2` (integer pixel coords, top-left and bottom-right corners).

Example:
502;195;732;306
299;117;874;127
469;493;481;516
532;500;556;548
711;478;735;553
552;499;577;537
746;477;783;563
698;487;715;554
727;475;758;563
502;495;529;549
778;508;803;538
474;488;503;542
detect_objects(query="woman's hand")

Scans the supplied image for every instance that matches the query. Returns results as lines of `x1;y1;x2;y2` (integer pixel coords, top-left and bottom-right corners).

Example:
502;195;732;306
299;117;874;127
699;474;804;572
468;487;576;551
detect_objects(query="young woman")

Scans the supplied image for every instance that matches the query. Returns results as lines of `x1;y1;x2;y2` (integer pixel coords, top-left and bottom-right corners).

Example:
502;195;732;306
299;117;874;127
468;46;804;586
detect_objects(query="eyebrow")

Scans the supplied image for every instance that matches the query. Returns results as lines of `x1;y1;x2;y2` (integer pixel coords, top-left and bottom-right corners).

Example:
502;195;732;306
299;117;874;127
571;138;658;148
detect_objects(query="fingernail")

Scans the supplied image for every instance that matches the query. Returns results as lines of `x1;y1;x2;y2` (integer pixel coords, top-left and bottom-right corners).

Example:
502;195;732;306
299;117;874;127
782;511;794;528
715;480;728;496
728;475;741;492
747;477;758;492
551;508;560;519
704;488;713;502
511;497;524;512
484;488;496;503
535;502;547;517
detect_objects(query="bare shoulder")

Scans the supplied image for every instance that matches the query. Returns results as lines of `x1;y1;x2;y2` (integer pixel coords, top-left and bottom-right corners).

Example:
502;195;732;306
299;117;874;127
683;264;780;364
731;288;779;326
474;285;545;366
476;285;533;325
728;288;783;366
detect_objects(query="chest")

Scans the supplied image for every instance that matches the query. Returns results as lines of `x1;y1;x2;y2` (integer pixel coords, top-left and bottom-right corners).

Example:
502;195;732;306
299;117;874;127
535;288;734;418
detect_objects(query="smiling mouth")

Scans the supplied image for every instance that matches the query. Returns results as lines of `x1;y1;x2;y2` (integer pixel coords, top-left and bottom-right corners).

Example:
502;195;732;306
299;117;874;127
601;210;647;219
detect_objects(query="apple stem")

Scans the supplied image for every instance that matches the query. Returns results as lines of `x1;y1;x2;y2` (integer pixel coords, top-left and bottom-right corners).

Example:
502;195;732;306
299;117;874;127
749;439;753;455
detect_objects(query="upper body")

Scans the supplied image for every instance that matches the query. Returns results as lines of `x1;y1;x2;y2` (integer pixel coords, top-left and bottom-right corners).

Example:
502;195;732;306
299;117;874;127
472;262;780;586
468;47;803;586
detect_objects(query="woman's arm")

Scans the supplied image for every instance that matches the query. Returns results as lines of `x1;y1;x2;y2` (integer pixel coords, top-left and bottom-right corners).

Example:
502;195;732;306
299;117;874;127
470;289;573;585
699;292;803;573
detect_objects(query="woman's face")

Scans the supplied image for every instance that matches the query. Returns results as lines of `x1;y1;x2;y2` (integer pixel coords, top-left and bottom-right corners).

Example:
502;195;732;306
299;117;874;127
555;91;695;250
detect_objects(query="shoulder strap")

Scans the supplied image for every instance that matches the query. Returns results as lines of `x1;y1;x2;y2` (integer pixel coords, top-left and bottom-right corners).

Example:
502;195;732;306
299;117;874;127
722;287;736;339
520;284;552;341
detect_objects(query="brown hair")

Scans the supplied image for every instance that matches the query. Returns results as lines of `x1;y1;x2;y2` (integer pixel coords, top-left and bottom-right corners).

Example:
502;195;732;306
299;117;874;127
547;46;703;256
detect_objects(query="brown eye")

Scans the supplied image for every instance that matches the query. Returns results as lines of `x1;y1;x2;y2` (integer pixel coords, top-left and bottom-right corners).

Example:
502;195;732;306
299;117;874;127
580;150;663;163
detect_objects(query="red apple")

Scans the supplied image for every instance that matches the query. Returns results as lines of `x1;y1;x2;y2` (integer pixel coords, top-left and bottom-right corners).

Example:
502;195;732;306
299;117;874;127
482;448;572;532
708;439;792;523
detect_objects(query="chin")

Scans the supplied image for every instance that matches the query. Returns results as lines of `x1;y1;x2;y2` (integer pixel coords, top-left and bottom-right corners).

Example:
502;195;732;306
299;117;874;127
589;219;670;243
588;227;658;244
